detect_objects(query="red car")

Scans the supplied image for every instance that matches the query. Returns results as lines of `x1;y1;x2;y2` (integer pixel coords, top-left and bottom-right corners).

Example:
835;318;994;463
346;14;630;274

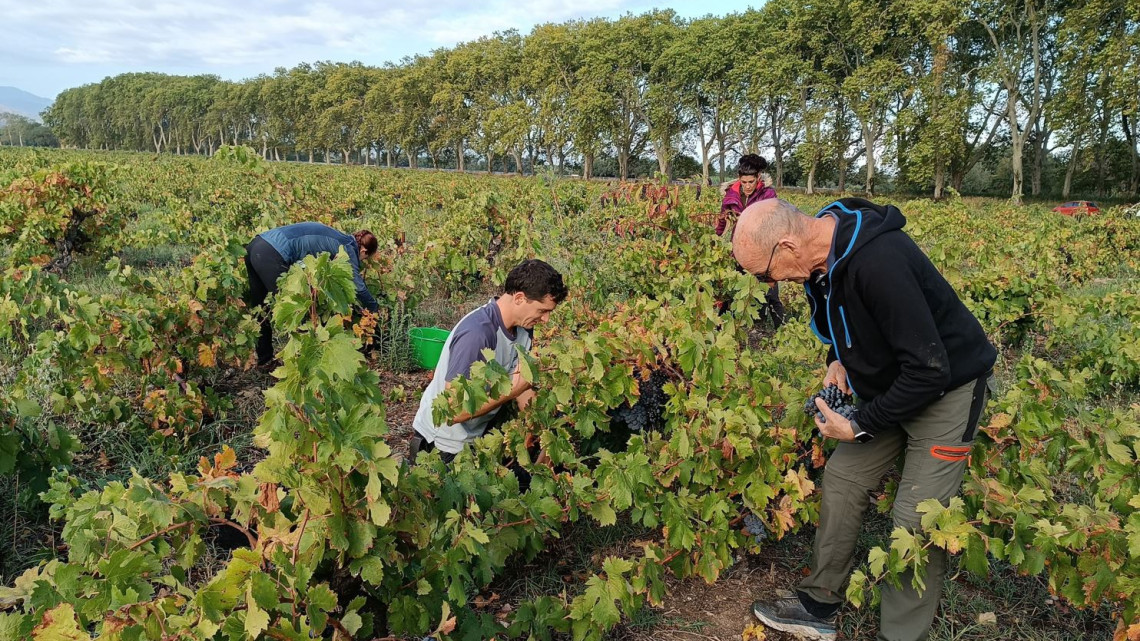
1052;200;1101;216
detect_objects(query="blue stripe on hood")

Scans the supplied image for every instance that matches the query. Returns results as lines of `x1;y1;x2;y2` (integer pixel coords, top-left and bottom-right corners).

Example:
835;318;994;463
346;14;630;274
818;200;864;269
814;200;865;396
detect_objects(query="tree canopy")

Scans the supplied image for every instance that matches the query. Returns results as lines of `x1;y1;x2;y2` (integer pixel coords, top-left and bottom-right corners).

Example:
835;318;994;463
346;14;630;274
40;2;1140;199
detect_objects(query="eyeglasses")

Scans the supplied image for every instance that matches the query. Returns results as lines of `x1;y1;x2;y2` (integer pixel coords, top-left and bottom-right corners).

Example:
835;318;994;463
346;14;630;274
755;242;780;282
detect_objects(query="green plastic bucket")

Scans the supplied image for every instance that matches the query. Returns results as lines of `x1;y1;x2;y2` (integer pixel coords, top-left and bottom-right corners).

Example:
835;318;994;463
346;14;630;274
408;327;451;370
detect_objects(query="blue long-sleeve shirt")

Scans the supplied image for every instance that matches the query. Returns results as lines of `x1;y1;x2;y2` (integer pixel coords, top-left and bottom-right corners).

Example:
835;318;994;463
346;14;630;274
258;222;379;312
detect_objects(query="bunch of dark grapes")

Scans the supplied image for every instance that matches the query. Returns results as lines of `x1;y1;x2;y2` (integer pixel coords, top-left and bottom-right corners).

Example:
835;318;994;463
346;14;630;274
742;512;768;544
608;369;669;433
804;384;856;423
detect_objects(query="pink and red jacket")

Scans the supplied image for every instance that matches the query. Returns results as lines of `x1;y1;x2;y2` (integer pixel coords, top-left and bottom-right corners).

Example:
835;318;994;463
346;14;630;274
716;176;777;237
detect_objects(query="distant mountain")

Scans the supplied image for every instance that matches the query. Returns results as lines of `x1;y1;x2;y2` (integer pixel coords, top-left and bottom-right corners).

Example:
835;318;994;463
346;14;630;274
0;87;53;121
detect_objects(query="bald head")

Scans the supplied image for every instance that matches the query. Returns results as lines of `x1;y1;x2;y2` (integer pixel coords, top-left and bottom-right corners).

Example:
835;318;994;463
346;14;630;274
732;199;810;275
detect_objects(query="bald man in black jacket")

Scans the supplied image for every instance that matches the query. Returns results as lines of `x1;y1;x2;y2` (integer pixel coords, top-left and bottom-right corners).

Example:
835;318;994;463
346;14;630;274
733;198;996;641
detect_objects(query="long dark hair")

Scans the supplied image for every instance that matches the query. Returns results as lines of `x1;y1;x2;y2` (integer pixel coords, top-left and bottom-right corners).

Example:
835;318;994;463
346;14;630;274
353;230;379;255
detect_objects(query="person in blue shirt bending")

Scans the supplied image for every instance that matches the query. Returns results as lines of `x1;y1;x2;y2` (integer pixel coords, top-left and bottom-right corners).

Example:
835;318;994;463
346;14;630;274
245;222;381;368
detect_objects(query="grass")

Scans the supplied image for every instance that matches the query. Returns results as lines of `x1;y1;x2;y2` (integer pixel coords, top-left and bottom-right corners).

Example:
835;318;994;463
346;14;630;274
370;285;502;373
60;242;198;298
489;516;655;605
837;555;1117;640
117;244;198;269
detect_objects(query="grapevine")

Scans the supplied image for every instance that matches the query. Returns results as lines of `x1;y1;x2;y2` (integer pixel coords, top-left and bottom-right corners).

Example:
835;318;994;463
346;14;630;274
0;146;1136;640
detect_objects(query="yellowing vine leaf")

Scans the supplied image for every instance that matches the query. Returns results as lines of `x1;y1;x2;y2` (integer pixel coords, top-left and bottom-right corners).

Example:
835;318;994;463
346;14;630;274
32;604;85;641
741;623;768;640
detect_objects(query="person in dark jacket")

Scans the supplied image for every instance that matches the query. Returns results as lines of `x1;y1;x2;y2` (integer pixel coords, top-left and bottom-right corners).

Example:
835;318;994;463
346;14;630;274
245;222;381;367
718;154;784;327
732;198;997;641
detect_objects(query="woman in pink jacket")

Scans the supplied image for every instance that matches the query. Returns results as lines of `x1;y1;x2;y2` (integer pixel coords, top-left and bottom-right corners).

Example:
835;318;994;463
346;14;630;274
717;154;785;328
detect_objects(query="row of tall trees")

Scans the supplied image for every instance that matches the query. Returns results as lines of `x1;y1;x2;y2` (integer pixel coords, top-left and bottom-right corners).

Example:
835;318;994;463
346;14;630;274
0;113;58;148
42;0;1140;201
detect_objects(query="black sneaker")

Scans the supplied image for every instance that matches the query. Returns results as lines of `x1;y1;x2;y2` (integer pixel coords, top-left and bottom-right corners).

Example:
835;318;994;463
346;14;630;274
752;597;837;640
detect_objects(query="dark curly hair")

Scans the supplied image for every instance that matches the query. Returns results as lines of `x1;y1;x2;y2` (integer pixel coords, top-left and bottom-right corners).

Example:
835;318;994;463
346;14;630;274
737;154;769;177
504;259;568;303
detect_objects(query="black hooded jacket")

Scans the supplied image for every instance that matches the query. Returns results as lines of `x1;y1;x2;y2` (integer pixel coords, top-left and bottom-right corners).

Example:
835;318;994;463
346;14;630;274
804;198;996;433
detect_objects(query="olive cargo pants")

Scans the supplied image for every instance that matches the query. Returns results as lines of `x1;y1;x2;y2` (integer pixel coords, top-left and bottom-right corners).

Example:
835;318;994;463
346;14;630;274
797;374;992;641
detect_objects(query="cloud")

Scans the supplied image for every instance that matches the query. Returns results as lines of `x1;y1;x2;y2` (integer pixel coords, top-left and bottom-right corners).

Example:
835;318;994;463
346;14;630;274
2;0;736;95
419;0;628;45
2;0;643;71
9;1;368;66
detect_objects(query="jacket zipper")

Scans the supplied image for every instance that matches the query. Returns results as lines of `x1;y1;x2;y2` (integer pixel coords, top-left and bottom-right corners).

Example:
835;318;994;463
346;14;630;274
839;306;852;348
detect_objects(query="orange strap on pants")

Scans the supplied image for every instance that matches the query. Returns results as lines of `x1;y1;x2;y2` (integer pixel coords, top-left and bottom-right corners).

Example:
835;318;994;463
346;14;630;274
930;444;971;462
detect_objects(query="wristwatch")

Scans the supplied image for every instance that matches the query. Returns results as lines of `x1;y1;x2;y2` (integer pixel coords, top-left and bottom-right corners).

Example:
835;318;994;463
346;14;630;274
850;419;874;443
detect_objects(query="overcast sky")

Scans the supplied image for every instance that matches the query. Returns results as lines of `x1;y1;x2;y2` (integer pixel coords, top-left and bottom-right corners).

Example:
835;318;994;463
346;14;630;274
1;0;752;100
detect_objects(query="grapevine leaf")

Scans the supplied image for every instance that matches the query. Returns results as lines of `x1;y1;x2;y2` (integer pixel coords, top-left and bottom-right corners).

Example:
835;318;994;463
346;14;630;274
307;584;338;612
244;603;271;638
516;345;539;385
30;604;85;641
0;613;27;641
318;334;363;382
588;502;617;527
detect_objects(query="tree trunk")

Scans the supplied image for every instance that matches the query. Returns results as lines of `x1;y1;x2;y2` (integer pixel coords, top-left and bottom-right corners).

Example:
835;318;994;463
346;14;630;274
457;141;465;171
1006;94;1025;205
772;140;784;188
1122;113;1139;195
862;122;876;196
715;131;728;182
513;148;524;176
952;170;966;193
1062;141;1080;199
807;158;817;195
767;100;786;187
933;159;945;200
583;152;594;180
1011;141;1025;205
1031;139;1042;196
1096;105;1110;197
618;149;629;181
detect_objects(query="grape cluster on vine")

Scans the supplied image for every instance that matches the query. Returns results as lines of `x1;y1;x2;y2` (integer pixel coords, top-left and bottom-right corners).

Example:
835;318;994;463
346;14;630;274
804;384;856;423
742;512;768;544
608;369;669;433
